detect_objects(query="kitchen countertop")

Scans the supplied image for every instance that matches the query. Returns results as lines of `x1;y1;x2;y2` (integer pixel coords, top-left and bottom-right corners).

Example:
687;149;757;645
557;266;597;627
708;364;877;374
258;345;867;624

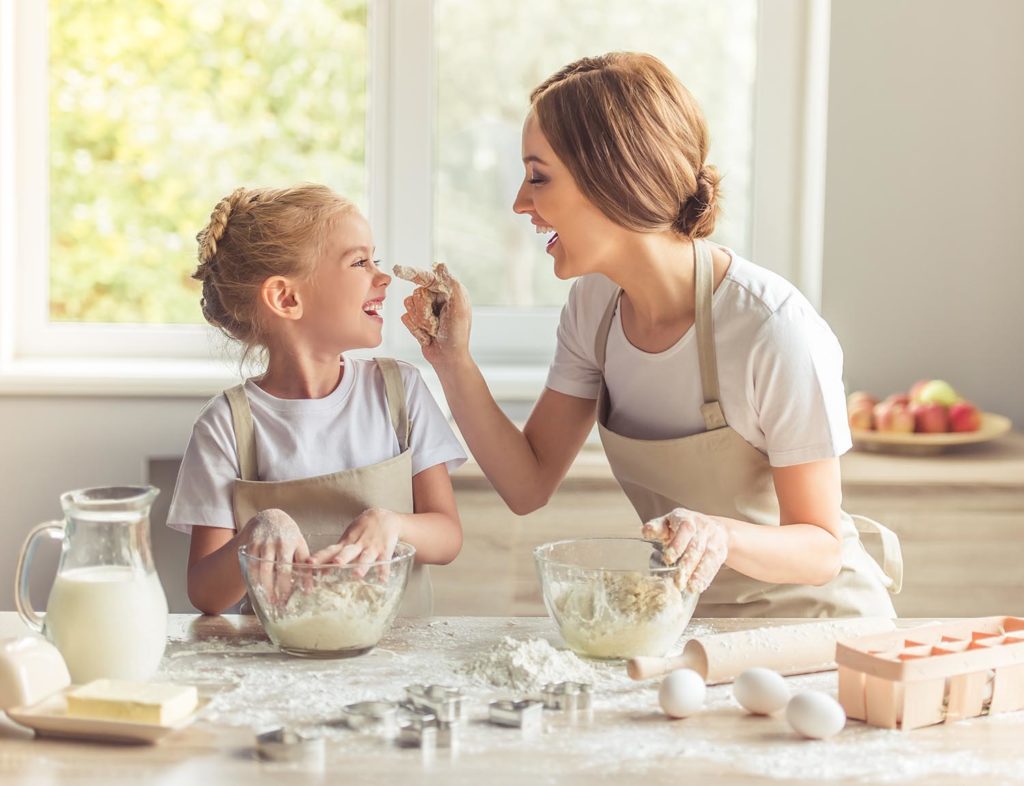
0;613;1021;786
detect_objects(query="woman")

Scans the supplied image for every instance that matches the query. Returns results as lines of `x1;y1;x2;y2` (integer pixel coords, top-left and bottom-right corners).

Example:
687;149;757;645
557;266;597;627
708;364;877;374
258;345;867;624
401;52;901;617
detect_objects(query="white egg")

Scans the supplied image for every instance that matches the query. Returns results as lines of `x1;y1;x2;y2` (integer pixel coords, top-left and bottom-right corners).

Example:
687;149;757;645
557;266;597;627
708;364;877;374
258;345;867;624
786;690;847;739
733;667;790;715
659;668;706;718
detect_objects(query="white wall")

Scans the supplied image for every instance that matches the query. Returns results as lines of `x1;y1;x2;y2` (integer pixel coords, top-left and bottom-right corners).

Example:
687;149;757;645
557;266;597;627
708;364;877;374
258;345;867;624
3;1;1024;612
0;398;203;614
821;0;1024;424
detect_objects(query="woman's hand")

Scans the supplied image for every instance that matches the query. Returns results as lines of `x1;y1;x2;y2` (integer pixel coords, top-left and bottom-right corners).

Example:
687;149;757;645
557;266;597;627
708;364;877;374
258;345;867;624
642;507;729;594
309;507;401;573
396;263;472;369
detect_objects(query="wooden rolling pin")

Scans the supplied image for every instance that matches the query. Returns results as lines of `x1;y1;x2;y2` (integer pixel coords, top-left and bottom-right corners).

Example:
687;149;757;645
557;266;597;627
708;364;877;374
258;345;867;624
627;617;896;684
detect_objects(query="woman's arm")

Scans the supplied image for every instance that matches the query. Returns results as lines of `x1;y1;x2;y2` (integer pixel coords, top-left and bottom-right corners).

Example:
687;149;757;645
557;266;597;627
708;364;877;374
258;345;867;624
438;360;596;514
401;267;596;515
723;458;844;585
651;458;844;590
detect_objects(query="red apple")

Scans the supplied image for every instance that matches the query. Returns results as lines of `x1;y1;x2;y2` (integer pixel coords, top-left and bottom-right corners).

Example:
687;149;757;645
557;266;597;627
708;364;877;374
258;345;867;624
874;401;915;433
884;393;911;407
847;391;878;409
910;401;949;433
948;401;982;432
848;399;875;431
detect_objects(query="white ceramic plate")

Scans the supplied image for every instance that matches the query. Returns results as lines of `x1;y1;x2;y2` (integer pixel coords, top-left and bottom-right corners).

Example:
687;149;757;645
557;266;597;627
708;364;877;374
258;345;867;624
6;690;205;745
852;412;1013;455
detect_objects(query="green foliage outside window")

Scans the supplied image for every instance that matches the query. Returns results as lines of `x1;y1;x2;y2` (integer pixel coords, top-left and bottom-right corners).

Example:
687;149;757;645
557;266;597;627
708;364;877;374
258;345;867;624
49;0;368;323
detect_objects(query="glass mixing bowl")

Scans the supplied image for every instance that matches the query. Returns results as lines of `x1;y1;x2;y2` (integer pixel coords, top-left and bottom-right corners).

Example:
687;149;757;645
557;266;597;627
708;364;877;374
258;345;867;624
534;537;698;660
239;542;414;658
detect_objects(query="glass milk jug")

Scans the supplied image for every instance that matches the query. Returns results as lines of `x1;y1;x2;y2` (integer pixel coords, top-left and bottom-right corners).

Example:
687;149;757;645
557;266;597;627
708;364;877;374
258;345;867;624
15;486;169;683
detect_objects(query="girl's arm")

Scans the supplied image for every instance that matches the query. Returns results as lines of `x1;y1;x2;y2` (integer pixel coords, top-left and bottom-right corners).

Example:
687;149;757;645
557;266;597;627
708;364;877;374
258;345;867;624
310;463;462;566
186;509;308;614
186;526;248;614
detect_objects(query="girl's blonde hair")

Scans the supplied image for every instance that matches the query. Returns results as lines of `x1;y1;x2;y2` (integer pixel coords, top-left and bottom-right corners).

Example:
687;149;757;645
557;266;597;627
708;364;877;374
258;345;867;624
193;184;355;362
530;52;721;239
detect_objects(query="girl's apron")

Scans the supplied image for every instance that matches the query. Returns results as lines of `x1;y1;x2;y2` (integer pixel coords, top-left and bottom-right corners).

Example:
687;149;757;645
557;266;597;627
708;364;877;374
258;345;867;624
595;240;902;617
224;357;431;617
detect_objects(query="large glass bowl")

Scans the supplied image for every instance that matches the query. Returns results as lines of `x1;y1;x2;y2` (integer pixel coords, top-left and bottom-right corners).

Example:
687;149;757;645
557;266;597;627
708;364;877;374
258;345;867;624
239;542;414;658
534;537;698;660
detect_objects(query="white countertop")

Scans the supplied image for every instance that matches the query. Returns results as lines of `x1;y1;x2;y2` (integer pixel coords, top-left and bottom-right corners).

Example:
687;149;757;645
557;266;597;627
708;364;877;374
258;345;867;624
0;613;1021;785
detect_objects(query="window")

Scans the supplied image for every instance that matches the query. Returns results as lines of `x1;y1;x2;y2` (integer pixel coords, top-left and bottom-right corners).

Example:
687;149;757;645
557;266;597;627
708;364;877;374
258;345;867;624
48;0;369;325
0;0;827;393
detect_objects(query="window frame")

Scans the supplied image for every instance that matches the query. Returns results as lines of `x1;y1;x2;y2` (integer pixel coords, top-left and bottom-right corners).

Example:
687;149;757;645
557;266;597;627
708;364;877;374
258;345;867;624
0;0;830;396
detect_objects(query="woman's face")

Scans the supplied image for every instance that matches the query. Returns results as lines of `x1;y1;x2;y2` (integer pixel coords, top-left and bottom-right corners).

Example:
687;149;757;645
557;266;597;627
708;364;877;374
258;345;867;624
513;111;621;279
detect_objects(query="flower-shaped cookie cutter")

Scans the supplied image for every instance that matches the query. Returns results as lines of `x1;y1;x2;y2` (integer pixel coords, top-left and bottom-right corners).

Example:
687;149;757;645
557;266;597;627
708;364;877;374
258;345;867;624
404;683;465;722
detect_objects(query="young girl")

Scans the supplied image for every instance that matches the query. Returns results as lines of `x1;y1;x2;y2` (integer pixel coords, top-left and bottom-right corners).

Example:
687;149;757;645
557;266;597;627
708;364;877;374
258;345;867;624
167;184;465;616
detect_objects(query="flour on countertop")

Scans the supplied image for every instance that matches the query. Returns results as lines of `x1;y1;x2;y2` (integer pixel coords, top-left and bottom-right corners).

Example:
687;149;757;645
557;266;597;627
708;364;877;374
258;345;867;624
154;617;1024;783
458;636;600;691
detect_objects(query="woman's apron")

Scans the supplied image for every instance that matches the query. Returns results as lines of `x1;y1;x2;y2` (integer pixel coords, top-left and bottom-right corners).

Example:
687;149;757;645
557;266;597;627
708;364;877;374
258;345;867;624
595;240;902;618
223;357;431;617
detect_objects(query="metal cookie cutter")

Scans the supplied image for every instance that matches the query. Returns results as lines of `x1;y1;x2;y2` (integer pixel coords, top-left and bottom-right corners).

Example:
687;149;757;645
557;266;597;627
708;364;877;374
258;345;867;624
487;699;544;729
338;700;400;737
396;702;460;749
542;681;593;712
405;683;465;722
255;727;325;765
396;704;439;749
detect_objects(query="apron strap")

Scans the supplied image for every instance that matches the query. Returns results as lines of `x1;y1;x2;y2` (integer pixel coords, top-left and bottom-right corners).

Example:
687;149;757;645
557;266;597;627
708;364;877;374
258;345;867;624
694;239;727;431
375;358;410;453
224;384;258;481
850;514;904;594
594;289;621;370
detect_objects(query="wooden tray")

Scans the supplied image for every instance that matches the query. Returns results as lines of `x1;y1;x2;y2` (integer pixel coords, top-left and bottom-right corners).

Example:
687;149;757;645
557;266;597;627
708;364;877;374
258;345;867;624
851;412;1012;455
7;690;205;745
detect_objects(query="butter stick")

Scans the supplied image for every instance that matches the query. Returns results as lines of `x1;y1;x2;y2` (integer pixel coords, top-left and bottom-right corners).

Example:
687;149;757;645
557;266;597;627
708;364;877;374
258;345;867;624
66;679;198;725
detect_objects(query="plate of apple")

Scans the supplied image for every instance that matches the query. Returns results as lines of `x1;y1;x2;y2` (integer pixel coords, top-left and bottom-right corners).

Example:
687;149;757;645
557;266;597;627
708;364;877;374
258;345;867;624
847;379;1012;455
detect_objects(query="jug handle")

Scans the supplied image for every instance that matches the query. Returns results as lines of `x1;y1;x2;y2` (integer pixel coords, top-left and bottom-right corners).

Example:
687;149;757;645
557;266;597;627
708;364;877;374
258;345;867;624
15;521;65;634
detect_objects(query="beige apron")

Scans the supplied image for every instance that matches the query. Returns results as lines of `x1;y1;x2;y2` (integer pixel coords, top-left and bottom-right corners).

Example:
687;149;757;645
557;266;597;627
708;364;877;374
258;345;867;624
595;240;902;618
224;357;431;617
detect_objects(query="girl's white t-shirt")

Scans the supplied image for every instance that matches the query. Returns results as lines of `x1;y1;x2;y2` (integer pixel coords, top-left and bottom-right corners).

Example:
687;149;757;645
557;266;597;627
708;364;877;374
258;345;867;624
166;357;466;534
545;251;852;467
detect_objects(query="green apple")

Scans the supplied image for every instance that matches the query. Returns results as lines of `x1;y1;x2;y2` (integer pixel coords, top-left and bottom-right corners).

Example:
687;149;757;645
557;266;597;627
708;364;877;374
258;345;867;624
914;379;961;406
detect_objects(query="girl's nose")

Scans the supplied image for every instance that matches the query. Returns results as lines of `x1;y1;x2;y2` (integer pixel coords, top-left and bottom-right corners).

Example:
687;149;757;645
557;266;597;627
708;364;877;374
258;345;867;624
371;262;391;287
512;180;533;215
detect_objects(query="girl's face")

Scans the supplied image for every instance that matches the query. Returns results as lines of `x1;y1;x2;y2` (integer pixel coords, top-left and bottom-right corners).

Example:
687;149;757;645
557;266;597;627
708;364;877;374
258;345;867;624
297;211;391;354
512;111;622;279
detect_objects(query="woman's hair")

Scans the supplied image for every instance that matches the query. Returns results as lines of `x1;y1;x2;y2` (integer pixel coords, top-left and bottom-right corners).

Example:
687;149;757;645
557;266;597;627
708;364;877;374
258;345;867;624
192;184;355;363
530;52;721;239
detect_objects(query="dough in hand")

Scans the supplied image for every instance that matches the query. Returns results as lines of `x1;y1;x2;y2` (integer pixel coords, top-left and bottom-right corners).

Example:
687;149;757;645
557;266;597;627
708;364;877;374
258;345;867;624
392;263;453;337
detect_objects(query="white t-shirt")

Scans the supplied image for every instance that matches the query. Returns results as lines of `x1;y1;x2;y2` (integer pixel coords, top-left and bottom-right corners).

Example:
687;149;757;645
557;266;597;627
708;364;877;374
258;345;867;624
166;358;466;534
545;250;852;467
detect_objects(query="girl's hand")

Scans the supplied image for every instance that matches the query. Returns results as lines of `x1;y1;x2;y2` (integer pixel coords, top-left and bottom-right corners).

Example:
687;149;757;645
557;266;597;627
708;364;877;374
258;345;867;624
309;507;401;573
396;263;472;370
239;508;310;601
641;507;728;594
